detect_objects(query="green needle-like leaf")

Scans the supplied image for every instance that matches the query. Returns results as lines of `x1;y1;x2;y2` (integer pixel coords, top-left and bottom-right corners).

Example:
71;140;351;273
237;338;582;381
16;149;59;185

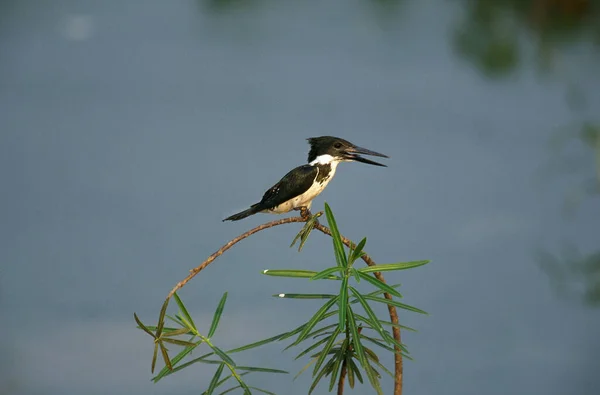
360;334;397;354
161;327;193;337
295;337;330;360
349;287;386;338
263;269;340;279
290;218;316;252
217;385;242;395
133;313;156;339
338;277;348;330
358;260;429;273
328;340;348;392
154;352;219;381
298;231;311;251
381;331;410;354
161;338;198;347
166;314;187;328
307;323;338;337
179;358;223;365
236;366;288;374
364;347;394;378
381;320;417;332
306;323;339;339
324;202;348;268
206;363;225;395
351;267;361;283
247;387;278;395
365;283;402;296
203;372;251;395
311;266;343;281
274;293;336;299
175;316;194;333
156;299;170;338
210;345;235;367
357;271;403;298
347;354;356;388
151;342;158;373
285;322;337;351
227;332;290;354
294;296;339;345
353;313;416;333
349;283;402;304
347;307;381;394
292;212;322;252
352;314;379;333
346;308;365;366
313;326;341;375
312;331;335;340
203;374;232;395
349;237;367;264
208;292;228;338
173;293;196;331
309;356;337;395
158;341;172;371
308;348;339;360
290;223;307;249
362;295;428;315
173;313;195;332
143;325;179;332
152;346;203;382
229;369;251;394
229;312;337;355
347;356;363;384
368;363;382;380
294;357;317;380
285;322;338;353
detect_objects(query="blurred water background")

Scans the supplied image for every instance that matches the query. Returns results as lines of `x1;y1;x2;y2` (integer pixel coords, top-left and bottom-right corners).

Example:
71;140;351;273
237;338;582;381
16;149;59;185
1;1;599;394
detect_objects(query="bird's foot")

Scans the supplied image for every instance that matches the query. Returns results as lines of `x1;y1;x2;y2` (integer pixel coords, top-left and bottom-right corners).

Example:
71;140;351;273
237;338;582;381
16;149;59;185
294;206;322;226
296;206;312;219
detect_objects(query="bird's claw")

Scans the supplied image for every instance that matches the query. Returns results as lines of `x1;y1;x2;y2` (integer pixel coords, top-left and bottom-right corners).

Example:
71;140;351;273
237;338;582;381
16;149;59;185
294;206;312;219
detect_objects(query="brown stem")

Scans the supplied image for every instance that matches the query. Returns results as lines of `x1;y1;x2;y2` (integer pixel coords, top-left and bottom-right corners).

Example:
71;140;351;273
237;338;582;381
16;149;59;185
166;216;307;300
165;212;403;395
337;358;347;395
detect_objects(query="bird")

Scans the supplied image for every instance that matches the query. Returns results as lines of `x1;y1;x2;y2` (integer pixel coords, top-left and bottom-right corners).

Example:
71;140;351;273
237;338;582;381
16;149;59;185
223;136;388;222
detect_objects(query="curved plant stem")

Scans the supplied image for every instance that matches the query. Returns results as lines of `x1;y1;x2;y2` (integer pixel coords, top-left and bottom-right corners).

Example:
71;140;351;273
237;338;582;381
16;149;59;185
166;216;307;300
165;213;403;395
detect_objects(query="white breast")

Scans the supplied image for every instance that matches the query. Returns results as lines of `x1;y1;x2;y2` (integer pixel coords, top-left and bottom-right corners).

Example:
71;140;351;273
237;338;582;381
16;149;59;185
267;161;339;214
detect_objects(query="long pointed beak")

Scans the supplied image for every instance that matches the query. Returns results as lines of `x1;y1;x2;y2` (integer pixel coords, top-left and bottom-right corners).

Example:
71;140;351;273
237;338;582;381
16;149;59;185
344;145;389;167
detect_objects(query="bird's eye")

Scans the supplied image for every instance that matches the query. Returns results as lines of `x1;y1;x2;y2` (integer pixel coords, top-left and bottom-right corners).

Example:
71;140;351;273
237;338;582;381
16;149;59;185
334;142;342;149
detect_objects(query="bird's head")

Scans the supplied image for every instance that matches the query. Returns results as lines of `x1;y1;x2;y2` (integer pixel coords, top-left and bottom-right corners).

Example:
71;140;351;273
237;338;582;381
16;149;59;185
306;136;389;166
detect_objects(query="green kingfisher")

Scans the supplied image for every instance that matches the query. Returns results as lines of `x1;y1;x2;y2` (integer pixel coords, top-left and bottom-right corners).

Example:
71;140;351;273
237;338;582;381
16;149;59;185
223;136;388;221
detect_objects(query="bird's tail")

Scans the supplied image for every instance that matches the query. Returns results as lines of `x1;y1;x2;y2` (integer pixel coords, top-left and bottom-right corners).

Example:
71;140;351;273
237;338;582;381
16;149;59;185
223;204;262;221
